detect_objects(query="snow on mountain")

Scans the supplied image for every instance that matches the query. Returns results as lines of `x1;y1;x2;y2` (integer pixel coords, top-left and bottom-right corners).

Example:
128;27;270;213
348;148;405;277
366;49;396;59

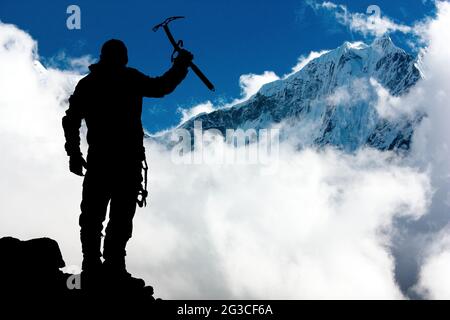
175;35;422;152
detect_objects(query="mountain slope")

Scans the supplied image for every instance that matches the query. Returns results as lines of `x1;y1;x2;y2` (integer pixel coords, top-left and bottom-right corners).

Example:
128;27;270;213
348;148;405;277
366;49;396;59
177;35;421;152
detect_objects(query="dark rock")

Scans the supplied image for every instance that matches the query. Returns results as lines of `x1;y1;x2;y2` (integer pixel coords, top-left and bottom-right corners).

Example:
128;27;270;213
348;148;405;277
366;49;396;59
0;237;67;293
0;236;159;310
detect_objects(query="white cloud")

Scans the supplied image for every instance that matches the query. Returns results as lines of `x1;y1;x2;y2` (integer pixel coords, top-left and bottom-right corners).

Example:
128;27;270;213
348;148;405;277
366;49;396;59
311;1;413;37
321;1;338;10
414;228;450;300
418;251;450;298
178;101;215;123
45;50;95;74
348;12;412;37
414;229;450;299
409;4;450;297
0;22;85;266
68;55;95;73
239;71;280;100
326;78;370;106
370;78;407;119
361;1;450;297
128;143;430;299
327;86;351;106
283;50;329;79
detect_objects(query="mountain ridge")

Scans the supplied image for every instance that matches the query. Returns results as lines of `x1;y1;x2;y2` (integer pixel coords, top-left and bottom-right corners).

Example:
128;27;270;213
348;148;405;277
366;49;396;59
168;35;422;152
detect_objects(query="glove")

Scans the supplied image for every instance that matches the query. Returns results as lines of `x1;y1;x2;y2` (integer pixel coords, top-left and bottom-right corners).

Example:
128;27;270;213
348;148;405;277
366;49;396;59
174;49;194;65
69;154;87;176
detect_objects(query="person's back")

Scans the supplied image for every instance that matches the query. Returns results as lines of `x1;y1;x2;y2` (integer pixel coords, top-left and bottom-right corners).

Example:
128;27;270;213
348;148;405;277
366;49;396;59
62;39;193;288
72;65;146;163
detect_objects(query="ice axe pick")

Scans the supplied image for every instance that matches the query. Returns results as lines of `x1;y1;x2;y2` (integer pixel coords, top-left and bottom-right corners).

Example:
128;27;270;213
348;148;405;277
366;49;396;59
152;16;215;92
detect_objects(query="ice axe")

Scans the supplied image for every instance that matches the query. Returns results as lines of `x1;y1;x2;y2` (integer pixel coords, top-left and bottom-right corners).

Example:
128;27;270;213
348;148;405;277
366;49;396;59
152;16;215;92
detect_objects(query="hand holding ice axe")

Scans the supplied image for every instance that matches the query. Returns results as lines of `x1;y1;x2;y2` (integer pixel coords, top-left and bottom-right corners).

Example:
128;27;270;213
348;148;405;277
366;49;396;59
153;16;215;92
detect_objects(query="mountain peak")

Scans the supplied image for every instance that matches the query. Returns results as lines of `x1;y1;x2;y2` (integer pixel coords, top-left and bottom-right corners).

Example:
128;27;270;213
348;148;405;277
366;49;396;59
175;37;421;152
305;37;402;75
258;37;407;98
341;41;368;50
371;34;399;53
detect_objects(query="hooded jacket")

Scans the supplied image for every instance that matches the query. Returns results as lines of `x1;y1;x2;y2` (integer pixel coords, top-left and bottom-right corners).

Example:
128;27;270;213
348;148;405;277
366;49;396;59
62;57;189;164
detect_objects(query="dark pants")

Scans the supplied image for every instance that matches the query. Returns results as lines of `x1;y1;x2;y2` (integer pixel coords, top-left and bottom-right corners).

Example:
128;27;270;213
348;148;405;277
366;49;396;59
79;157;142;263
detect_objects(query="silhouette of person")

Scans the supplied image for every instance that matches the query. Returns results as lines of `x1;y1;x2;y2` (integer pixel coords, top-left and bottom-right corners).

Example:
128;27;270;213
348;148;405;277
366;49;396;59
62;39;192;287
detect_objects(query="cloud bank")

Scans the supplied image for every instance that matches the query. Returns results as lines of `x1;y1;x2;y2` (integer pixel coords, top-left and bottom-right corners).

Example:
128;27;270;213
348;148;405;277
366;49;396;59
129;144;429;299
0;21;85;268
414;228;450;299
308;1;413;37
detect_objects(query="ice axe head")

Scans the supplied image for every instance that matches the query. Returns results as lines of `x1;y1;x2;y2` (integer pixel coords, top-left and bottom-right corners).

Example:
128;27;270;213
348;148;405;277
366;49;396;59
152;16;185;32
152;15;216;92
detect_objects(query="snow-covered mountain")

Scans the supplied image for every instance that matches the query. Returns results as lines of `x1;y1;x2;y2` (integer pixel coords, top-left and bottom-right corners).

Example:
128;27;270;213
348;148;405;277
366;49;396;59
176;35;422;152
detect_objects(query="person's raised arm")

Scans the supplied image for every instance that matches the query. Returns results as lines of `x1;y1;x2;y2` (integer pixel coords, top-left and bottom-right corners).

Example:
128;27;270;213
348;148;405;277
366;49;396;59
136;49;193;98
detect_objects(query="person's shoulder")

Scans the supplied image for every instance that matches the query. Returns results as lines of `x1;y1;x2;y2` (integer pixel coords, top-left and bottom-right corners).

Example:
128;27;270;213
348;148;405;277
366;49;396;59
72;69;99;95
72;74;90;93
78;71;95;84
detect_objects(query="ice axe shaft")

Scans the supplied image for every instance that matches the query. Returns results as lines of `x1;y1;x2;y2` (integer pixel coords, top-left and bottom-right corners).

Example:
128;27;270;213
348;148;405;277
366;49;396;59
153;16;215;92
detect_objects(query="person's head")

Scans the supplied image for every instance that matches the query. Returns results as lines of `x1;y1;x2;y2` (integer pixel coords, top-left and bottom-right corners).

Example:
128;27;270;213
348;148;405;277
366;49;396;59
99;39;128;66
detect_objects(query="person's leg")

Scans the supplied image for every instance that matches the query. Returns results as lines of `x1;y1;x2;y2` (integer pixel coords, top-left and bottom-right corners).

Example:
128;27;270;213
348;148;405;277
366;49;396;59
79;169;110;272
102;165;145;287
102;185;138;269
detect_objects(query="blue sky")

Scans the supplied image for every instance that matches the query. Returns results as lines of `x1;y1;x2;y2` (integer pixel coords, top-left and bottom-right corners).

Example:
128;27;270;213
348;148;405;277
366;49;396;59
0;0;436;132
